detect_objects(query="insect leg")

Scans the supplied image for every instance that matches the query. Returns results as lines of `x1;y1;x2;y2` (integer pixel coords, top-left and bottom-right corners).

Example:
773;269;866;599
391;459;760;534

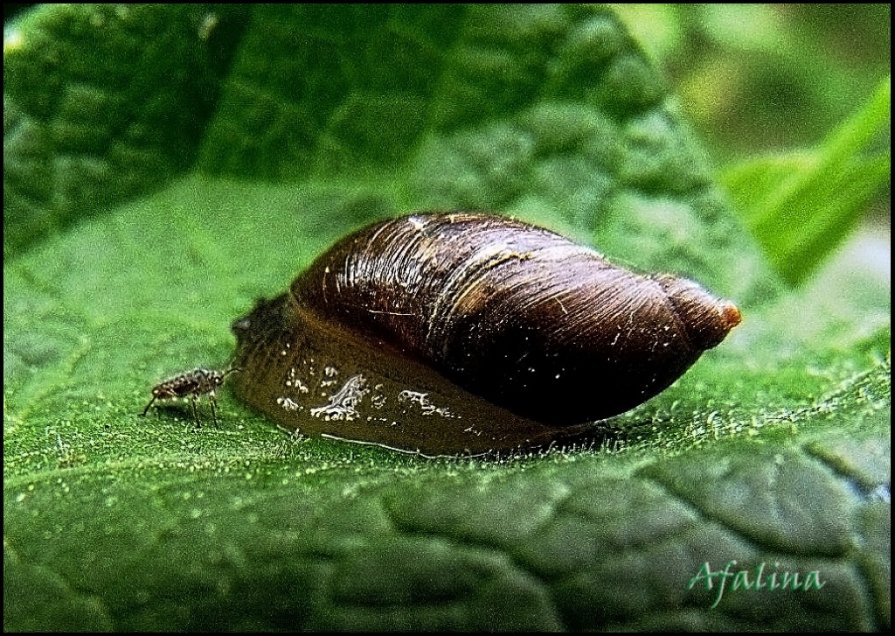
141;395;157;417
190;394;200;428
209;391;219;428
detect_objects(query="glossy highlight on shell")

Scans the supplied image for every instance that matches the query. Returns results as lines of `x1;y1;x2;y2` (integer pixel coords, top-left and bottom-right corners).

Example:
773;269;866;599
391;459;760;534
230;212;741;455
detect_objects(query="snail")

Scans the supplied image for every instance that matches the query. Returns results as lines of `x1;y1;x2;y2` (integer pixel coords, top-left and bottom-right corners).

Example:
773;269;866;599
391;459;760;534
230;212;741;455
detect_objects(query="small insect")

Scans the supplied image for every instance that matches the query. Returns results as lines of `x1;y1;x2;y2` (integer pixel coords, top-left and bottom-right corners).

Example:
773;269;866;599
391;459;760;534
141;367;240;427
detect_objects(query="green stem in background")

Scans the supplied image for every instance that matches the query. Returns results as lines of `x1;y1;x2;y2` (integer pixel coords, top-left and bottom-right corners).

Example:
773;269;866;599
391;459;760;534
723;75;890;287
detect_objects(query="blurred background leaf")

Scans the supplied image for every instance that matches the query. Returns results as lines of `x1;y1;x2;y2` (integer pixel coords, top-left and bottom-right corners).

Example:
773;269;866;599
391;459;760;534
722;77;889;285
614;3;890;287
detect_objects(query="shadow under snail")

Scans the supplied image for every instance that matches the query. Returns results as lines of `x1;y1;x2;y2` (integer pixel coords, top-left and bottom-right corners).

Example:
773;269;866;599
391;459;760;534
229;212;741;455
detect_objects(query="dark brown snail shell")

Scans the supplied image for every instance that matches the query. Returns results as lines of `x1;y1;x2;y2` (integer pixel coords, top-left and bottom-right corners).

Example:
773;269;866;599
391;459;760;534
230;212;741;455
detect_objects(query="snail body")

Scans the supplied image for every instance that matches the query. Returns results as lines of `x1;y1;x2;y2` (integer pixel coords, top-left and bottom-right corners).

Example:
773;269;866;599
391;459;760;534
231;212;741;455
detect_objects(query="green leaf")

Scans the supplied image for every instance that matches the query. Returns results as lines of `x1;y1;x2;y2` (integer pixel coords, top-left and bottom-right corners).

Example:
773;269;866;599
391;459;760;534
2;4;251;258
4;5;889;631
723;76;891;286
